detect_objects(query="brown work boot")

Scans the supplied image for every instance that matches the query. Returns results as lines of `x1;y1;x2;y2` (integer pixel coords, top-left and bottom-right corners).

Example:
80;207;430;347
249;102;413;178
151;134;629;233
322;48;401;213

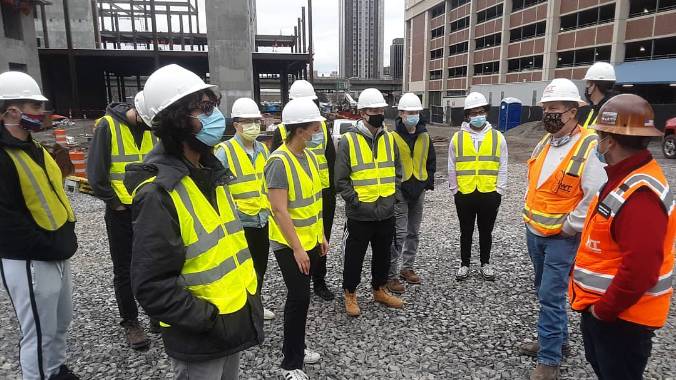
529;364;560;380
400;269;421;284
519;341;571;357
122;320;150;350
386;278;405;294
344;290;361;317
373;287;404;309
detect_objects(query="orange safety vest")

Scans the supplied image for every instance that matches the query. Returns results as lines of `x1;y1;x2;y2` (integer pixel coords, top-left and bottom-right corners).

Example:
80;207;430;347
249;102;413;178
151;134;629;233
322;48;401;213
523;127;598;236
570;159;675;328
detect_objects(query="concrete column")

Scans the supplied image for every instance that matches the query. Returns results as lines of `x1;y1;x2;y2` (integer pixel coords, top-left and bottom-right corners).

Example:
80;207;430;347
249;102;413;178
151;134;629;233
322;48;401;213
611;0;629;65
467;0;477;90
498;0;512;85
542;0;561;81
206;0;254;117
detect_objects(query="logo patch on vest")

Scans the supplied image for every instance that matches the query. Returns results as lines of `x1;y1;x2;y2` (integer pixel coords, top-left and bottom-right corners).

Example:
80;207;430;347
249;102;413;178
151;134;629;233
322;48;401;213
586;237;602;253
597;202;612;218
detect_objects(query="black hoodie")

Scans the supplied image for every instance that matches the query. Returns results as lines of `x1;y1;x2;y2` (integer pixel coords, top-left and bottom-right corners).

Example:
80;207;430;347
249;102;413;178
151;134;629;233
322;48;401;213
393;116;436;201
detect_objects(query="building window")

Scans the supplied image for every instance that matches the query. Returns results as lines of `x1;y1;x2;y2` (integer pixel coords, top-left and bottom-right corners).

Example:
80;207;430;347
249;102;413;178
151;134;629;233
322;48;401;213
431;3;445;18
1;2;24;41
430;48;444;60
448;66;468;78
512;0;547;12
474;61;500;75
9;63;27;72
448;41;469;56
475;33;502;50
477;4;504;24
430;70;443;80
450;0;471;10
446;90;466;97
507;55;544;72
449;16;470;32
629;0;676;18
556;45;612;67
510;21;546;43
560;4;615;32
625;36;676;61
431;26;445;39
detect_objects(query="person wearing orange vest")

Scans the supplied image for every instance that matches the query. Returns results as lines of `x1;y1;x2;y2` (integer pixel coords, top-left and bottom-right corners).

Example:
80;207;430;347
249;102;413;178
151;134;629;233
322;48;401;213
519;78;607;380
569;94;674;380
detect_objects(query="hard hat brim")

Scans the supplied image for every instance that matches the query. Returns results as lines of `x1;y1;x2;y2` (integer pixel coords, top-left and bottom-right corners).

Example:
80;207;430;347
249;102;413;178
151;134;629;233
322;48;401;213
282;115;326;124
0;94;48;102
357;102;388;110
232;113;263;119
538;98;587;107
290;94;318;101
592;123;663;137
398;105;423;111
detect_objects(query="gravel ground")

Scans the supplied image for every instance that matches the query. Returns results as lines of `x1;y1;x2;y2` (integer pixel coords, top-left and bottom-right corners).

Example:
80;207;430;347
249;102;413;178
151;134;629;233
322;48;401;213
1;137;675;379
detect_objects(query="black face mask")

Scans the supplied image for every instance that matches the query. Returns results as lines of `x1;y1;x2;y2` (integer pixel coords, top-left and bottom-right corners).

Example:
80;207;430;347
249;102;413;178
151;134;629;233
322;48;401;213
366;114;385;128
543;112;566;134
584;85;594;103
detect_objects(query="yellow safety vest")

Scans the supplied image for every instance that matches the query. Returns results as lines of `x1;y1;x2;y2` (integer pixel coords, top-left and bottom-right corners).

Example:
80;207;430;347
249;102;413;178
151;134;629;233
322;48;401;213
133;175;257;318
452;129;502;194
214;138;270;216
267;144;324;251
278;121;330;189
344;131;396;203
3;143;76;231
392;131;430;182
582;108;597;130
99;115;157;205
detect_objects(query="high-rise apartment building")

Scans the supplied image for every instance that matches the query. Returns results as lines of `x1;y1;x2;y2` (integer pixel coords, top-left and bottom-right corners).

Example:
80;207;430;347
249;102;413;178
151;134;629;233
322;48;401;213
339;0;385;79
390;37;405;79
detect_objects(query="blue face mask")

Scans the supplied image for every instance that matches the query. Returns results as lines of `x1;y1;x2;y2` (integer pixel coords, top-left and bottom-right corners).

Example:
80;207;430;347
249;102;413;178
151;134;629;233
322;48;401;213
193;108;225;147
593;138;609;164
403;114;419;128
469;115;486;128
307;131;324;148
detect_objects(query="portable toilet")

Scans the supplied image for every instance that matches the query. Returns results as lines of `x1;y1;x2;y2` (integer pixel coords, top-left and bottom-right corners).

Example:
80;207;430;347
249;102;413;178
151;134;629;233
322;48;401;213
499;97;522;133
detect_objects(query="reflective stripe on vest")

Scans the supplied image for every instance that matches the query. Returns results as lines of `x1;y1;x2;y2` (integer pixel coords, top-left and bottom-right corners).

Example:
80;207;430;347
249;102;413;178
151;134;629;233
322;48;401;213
582;109;597;130
100;115;158;205
278;121;330;188
392;131;430;182
4;145;76;231
452;129;501;194
344;131;396;203
266;144;324;251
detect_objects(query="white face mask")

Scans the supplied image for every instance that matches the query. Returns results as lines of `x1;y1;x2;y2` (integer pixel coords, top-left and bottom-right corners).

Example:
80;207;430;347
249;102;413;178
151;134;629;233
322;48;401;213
240;122;261;141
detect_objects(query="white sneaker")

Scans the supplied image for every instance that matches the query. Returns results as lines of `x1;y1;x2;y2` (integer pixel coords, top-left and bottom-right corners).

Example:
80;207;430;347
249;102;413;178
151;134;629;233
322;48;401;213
264;307;275;320
456;265;470;281
303;348;321;364
480;264;496;281
282;369;309;380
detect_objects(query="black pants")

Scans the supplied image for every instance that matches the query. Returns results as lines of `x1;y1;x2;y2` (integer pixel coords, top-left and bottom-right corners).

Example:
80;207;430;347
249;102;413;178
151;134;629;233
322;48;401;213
581;312;655;380
342;217;395;292
244;224;270;294
454;190;501;267
275;245;322;370
313;187;336;286
104;206;138;323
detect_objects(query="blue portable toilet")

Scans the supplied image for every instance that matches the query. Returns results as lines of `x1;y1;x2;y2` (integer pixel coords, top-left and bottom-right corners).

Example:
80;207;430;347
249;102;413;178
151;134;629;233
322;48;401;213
499;97;522;133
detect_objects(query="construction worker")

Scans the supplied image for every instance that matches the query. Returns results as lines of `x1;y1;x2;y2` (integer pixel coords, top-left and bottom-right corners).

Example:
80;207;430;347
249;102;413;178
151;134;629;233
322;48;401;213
214;97;275;321
570;94;674;380
265;98;328;380
448;92;508;281
580;62;616;129
519;78;607;380
0;71;79;379
124;64;263;379
271;79;336;301
386;92;436;294
87;90;158;349
336;87;404;317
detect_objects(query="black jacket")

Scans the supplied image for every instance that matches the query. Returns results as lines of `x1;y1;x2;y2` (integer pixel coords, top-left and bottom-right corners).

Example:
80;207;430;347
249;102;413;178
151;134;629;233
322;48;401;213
393;117;436;201
87;103;148;209
0;124;77;261
124;145;264;362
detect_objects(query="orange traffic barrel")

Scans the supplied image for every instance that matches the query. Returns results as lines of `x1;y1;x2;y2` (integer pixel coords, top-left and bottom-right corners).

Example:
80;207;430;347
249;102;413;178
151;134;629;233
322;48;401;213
69;150;86;178
54;129;67;145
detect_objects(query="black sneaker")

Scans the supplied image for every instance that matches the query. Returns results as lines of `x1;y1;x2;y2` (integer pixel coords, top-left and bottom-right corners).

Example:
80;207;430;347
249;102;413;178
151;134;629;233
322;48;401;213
149;319;161;334
48;365;80;380
313;283;335;301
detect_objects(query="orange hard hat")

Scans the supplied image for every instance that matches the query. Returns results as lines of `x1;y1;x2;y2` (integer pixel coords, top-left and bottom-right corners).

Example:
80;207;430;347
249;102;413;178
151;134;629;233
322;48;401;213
592;94;662;137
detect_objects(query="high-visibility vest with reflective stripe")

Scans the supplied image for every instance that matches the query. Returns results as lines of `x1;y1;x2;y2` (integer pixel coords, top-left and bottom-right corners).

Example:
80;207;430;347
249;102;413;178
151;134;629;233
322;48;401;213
278;121;330;188
523;128;598;236
4;144;76;231
215;138;270;216
99;115;157;205
392;131;430;182
451;129;502;194
266;144;324;251
582;109;597;130
570;159;675;328
133;175;257;317
344;131;396;203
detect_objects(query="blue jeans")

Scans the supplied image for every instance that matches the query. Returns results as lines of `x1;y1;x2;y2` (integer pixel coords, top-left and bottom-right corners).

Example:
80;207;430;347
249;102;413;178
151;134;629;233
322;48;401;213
526;228;580;366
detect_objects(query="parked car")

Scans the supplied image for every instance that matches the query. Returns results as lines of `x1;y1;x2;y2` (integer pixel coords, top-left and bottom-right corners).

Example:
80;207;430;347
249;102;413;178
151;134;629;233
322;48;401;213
331;119;357;149
662;117;676;159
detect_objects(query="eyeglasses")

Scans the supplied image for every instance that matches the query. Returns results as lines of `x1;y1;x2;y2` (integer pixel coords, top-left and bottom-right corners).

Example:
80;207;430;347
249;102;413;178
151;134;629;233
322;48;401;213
191;99;219;116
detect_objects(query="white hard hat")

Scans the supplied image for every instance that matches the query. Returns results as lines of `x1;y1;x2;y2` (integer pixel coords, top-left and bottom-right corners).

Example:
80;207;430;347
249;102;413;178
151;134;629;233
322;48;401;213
584;62;616;81
464;92;489;110
289;80;317;100
539;78;586;106
357;88;388;109
133;91;153;126
0;71;48;102
231;97;262;118
282;98;326;124
398;93;423;111
143;64;218;121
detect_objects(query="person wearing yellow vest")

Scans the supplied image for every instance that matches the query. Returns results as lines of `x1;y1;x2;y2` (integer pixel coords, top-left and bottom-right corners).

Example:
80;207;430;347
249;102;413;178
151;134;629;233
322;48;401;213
569;94;674;380
87;91;158;349
214;97;276;321
386;93;436;294
0;71;79;380
336;88;404;317
448;92;508;282
579;62;616;129
519;78;607;380
271;79;337;302
265;98;328;380
124;64;263;379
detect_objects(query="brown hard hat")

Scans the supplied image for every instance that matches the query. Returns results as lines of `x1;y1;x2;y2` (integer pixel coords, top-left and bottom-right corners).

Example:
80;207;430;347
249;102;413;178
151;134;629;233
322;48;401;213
592;94;662;136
